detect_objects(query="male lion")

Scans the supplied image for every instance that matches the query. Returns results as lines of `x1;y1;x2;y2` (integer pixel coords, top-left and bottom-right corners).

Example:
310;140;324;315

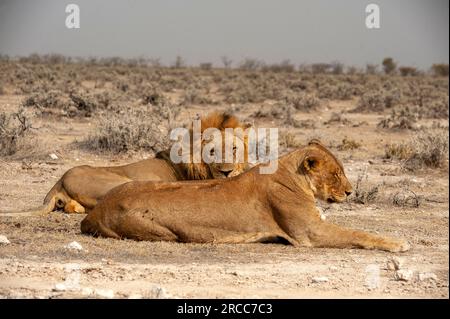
81;139;410;252
4;112;250;215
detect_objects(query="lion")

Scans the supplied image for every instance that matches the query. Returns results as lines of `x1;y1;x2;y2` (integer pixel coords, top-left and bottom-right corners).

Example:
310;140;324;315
4;111;251;216
81;139;410;252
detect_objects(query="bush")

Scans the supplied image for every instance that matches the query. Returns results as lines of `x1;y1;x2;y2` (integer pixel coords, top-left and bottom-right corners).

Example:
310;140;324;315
352;170;380;204
385;130;449;169
431;64;449;77
353;90;401;112
382;57;397;75
285;93;320;111
83;108;171;154
377;106;418;130
0;109;33;156
399;66;418;77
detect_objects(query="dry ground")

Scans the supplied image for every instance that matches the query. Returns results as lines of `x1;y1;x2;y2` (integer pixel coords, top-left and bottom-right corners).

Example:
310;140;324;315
0;68;448;298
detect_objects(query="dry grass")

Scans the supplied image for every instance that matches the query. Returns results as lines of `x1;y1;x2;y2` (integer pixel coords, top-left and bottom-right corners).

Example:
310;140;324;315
0;108;42;158
82;107;174;154
385;130;449;170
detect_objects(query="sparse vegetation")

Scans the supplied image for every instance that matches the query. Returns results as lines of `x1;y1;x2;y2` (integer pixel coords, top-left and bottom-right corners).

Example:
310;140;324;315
0;108;35;156
382;57;397;75
385;130;449;170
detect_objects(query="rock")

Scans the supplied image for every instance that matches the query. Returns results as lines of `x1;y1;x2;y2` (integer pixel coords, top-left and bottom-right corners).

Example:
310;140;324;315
94;288;115;299
128;293;143;299
312;276;329;283
418;272;437;281
394;269;414;281
81;287;94;296
49;153;59;160
329;266;338;271
53;283;67;291
387;257;403;270
0;235;10;245
64;241;83;251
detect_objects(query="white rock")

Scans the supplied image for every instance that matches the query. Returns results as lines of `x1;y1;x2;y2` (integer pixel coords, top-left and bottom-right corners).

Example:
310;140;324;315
64;241;83;251
94;289;114;299
49;153;59;160
418;272;437;281
387;257;403;270
0;235;10;245
53;283;67;291
329;266;338;271
394;269;414;281
81;287;94;296
312;276;329;283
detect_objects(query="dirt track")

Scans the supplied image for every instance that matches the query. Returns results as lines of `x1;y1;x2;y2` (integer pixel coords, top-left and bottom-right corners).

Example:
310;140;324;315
0;85;448;298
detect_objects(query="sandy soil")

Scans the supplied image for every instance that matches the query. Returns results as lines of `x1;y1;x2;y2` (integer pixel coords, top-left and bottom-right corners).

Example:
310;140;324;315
0;94;448;299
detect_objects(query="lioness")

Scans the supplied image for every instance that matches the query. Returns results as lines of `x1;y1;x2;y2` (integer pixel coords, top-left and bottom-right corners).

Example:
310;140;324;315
81;140;410;252
5;112;250;215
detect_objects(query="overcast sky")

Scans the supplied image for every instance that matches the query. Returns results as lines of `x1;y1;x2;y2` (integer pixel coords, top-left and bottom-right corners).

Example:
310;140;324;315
0;0;448;69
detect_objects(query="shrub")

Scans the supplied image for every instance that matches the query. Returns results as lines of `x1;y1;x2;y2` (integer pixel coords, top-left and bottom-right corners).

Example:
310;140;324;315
382;57;397;75
0;108;34;156
431;64;449;77
377;106;418;130
385;130;449;169
399;66;418;77
83;108;171;154
352;170;380;204
285;93;320;111
353;90;401;112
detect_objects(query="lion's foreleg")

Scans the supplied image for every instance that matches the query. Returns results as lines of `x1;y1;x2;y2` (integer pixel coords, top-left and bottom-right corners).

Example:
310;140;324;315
307;221;410;252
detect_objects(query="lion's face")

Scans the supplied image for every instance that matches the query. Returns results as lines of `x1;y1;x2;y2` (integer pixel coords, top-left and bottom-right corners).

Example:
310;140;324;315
204;129;249;179
301;141;353;203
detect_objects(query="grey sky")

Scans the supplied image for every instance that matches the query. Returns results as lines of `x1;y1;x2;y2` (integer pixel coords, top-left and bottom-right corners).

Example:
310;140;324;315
0;0;448;69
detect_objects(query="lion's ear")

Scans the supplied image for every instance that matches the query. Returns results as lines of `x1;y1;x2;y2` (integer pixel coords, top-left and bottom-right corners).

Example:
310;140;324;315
308;139;324;148
302;155;319;171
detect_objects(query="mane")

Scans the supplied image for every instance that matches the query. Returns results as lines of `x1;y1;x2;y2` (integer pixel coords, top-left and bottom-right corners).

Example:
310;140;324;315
156;111;246;180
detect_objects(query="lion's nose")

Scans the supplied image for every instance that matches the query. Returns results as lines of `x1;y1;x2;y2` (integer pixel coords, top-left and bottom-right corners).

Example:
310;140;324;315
221;170;233;177
345;190;352;196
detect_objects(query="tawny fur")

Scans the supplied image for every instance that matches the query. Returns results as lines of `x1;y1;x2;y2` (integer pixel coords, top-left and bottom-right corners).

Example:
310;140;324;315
81;140;410;252
1;112;250;216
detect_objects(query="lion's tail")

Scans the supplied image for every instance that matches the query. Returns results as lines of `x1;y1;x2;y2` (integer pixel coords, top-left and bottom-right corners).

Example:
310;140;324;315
0;180;63;217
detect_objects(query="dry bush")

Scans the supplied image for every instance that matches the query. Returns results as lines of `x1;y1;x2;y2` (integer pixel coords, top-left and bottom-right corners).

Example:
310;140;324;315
181;88;214;105
279;131;303;150
285;92;320;111
0;108;35;156
318;83;354;100
352;169;380;204
337;137;361;151
377;106;419;130
385;130;449;169
353;90;401;112
324;112;351;126
83;108;172;154
199;62;212;70
399;66;418;77
239;58;264;71
431;64;449;77
366;64;378;75
382;57;397;75
262;60;295;73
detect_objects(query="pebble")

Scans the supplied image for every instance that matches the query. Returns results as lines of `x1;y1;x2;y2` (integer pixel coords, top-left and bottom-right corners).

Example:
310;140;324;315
418;272;437;281
394;269;414;282
49;153;59;160
0;235;10;245
94;288;115;299
387;257;403;270
312;276;329;283
64;241;83;251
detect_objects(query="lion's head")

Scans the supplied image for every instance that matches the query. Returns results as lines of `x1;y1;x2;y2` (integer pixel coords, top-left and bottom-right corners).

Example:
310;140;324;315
179;112;252;180
300;139;353;203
